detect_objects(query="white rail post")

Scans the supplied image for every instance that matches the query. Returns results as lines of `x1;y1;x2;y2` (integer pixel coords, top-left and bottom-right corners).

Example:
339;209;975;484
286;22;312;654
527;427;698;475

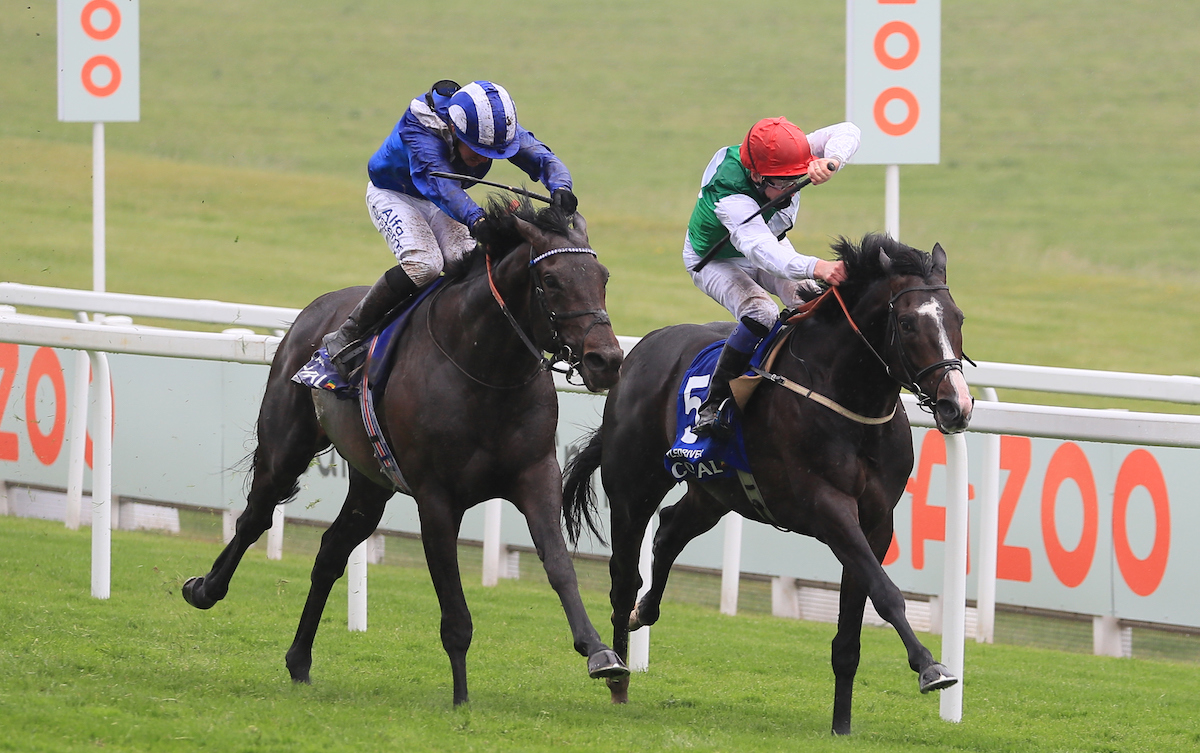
482;498;503;586
65;315;91;530
266;505;284;560
940;432;970;722
88;350;112;599
975;387;1001;643
628;510;656;672
347;539;367;632
719;512;743;615
885;164;900;239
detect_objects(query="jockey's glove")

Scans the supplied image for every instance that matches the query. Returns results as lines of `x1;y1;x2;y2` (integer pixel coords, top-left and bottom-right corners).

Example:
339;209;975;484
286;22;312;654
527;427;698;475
551;188;578;216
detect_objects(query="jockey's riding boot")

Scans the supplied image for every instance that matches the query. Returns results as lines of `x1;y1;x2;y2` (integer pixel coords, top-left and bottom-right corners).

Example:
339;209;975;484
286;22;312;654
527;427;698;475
323;266;419;381
693;317;770;438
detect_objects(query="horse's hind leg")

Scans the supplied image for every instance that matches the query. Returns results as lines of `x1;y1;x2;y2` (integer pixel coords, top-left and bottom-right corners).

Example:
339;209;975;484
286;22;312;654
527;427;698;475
183;379;327;610
602;465;674;703
510;457;627;680
285;468;391;684
629;485;726;630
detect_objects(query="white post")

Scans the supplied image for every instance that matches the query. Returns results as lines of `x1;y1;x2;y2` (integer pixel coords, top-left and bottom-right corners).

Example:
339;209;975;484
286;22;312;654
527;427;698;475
719;512;743;616
975;387;1001;643
222;508;237;544
65;319;91;530
628;511;656;672
1093;616;1131;658
88;350;112;599
347;540;367;632
885;164;900;240
939;432;970;722
482;497;503;587
93;122;105;293
266;505;284;560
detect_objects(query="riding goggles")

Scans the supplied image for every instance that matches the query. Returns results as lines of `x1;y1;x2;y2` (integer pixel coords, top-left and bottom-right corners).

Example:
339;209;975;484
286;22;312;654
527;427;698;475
759;175;805;191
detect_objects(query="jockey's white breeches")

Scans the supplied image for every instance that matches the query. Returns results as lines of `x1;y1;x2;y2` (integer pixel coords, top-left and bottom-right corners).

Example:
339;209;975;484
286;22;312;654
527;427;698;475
683;241;816;328
366;182;476;287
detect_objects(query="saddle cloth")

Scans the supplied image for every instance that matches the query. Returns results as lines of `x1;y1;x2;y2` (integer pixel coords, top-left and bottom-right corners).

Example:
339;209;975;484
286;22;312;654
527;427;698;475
663;320;790;482
291;278;444;398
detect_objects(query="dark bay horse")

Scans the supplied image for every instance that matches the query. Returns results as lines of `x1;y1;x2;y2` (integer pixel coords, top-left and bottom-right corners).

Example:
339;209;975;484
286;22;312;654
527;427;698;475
183;199;629;704
561;233;973;735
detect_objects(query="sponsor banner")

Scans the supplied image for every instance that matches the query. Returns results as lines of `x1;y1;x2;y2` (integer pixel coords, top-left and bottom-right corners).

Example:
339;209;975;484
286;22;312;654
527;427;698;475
58;0;140;122
846;0;940;164
1;344;1195;627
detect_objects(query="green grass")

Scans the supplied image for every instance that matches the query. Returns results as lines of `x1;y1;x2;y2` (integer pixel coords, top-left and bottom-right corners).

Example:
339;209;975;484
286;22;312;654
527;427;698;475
3;515;1200;752
3;1;1200;387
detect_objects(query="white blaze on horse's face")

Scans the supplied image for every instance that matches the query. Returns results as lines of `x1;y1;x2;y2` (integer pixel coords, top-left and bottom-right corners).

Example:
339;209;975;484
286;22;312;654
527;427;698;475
915;298;974;422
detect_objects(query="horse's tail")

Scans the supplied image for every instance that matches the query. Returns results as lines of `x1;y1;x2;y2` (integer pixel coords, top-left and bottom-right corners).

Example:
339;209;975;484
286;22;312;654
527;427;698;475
562;428;607;548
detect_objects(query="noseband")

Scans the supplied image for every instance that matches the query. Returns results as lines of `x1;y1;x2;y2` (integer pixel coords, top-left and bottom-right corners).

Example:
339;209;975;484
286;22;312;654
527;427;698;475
486;244;611;385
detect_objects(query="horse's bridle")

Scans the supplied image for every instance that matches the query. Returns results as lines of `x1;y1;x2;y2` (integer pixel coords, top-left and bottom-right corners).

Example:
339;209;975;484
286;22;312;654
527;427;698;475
484;243;611;385
830;284;970;412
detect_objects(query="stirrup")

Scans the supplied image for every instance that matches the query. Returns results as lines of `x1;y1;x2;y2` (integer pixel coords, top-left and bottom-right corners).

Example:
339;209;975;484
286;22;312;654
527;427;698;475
693;397;733;438
328;338;370;382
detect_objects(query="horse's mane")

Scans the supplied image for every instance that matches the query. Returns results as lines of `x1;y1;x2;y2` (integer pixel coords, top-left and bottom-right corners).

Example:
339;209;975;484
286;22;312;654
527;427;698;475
823;232;935;310
453;194;575;280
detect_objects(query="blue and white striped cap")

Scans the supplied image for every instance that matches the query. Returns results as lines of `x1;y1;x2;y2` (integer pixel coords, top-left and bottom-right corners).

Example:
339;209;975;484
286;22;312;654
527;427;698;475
447;81;520;160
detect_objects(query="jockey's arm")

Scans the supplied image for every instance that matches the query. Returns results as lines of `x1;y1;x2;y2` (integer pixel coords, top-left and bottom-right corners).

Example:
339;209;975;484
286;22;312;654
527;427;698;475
507;128;573;193
716;194;819;281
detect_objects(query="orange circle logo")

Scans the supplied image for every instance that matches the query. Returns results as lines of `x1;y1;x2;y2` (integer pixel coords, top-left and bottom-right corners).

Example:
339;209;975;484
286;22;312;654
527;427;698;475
81;0;121;41
874;21;920;71
873;87;920;136
81;56;122;97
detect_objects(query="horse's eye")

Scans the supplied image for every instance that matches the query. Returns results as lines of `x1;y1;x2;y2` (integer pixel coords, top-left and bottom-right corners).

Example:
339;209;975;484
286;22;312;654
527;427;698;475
542;273;563;291
899;317;916;333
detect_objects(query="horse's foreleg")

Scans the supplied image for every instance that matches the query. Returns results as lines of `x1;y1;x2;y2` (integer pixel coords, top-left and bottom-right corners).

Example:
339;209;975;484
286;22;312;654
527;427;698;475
603;487;664;704
632;487;726;630
183;382;327;610
818;503;954;734
285;471;390;684
415;492;473;706
512;459;628;681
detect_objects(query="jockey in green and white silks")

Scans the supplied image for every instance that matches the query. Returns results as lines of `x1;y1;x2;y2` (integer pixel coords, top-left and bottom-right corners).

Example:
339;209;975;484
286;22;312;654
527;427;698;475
683;116;860;437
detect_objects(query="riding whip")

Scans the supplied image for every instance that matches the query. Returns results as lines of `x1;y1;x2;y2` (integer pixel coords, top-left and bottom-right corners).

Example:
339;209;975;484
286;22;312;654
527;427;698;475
691;161;835;273
430;171;552;203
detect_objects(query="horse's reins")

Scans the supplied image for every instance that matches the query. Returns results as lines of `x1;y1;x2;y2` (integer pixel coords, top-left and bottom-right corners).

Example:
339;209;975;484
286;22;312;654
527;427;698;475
426;243;607;389
757;283;967;420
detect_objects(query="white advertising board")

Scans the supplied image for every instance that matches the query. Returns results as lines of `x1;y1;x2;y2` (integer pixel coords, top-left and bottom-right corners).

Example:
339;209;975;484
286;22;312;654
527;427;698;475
2;344;1196;628
846;0;940;164
58;0;140;122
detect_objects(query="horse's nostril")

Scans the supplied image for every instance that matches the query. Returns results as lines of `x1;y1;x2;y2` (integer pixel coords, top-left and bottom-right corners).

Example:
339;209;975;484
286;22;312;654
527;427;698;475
583;351;610;373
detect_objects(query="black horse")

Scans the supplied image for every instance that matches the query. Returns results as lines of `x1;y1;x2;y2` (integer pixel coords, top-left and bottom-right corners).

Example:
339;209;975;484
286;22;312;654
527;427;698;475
562;233;973;735
183;198;629;705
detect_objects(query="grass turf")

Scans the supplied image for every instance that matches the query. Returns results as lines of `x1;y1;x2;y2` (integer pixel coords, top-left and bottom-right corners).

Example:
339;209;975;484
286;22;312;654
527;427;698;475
2;515;1199;752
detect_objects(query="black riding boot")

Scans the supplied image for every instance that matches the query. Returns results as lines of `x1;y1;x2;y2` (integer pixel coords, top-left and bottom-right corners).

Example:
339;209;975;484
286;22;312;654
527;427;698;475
693;317;769;438
323;266;419;381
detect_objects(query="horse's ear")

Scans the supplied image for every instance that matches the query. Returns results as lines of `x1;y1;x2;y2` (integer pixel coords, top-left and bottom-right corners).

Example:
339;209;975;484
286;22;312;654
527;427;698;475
932;242;947;277
512;215;549;248
571;212;588;242
878;247;893;273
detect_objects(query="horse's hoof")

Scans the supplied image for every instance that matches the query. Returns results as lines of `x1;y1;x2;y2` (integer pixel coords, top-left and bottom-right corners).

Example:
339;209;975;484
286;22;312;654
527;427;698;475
918;662;958;694
588;649;630;679
181;576;215;610
607;675;630;704
628;605;645;631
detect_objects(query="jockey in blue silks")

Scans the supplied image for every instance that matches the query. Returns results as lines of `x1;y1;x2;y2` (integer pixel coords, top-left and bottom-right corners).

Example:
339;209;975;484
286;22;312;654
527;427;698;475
322;79;578;379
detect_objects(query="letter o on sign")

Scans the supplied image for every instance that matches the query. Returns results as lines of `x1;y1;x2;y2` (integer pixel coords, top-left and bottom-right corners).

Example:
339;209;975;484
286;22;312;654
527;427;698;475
873;87;920;137
1112;449;1171;596
81;0;122;40
1040;442;1098;588
25;348;67;466
81;55;122;98
874;21;920;71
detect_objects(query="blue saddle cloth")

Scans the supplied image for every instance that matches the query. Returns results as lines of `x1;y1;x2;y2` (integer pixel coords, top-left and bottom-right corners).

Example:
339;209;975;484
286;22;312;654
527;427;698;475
291;278;444;399
664;320;786;482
